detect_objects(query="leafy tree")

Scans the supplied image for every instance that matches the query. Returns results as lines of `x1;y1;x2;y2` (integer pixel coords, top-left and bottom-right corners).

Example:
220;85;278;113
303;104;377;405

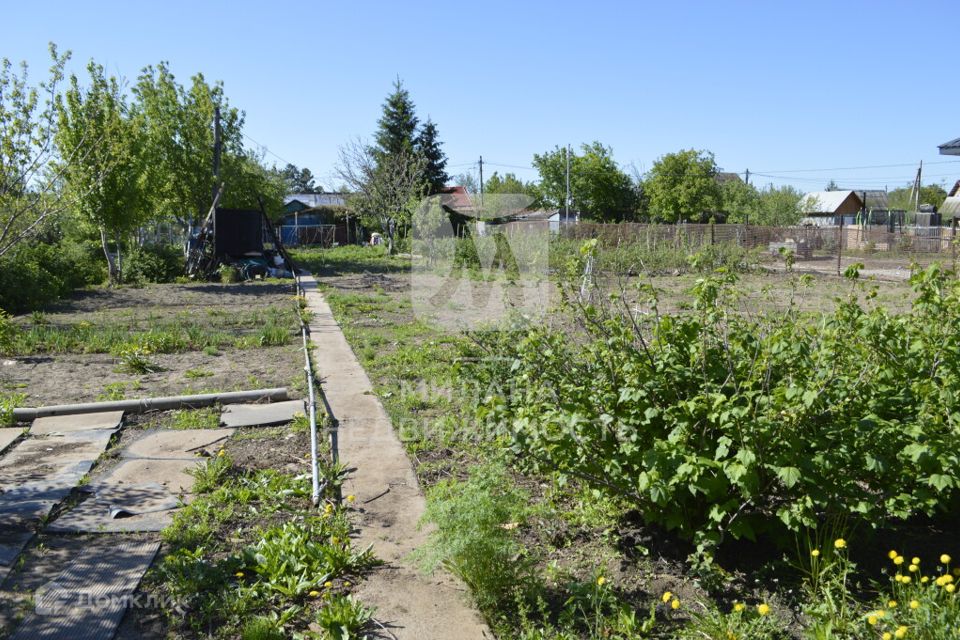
374;78;419;158
719;178;759;222
453;171;479;195
56;61;147;282
0;44;83;257
336;138;426;254
825;180;840;191
415;118;448;194
753;184;804;226
644;149;721;222
280;163;321;193
888;183;948;212
532;142;638;221
133;63;252;230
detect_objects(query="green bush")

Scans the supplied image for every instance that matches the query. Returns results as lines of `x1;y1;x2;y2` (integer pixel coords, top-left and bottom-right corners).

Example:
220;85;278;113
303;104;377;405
0;239;105;313
124;243;183;284
470;262;960;559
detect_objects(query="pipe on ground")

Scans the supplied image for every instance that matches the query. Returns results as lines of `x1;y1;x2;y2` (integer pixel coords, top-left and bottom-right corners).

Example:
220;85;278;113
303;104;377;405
13;387;289;421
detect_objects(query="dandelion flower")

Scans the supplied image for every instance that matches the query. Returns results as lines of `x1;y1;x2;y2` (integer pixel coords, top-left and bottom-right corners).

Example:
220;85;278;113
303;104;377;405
910;600;920;609
344;581;352;587
217;449;226;457
235;571;244;578
883;634;892;640
834;538;847;550
309;590;320;597
811;549;820;558
921;576;929;583
894;556;905;565
757;603;770;616
346;494;356;502
596;576;607;586
661;591;673;603
889;550;899;560
942;554;952;565
868;615;879;626
902;576;912;584
911;557;920;565
895;626;907;639
909;564;919;573
324;581;333;588
888;600;897;608
671;598;680;610
948;584;956;594
733;602;745;612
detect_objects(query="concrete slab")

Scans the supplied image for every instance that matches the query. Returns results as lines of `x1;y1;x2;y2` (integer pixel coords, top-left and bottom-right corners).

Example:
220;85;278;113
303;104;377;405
9;540;160;640
30;411;124;436
0;530;34;584
47;485;188;534
99;459;200;494
0;427;23;455
220;400;304;428
120;428;234;460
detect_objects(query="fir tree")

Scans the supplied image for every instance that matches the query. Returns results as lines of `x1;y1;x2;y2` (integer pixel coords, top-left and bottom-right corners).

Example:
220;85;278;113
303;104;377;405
374;78;419;158
416;118;448;194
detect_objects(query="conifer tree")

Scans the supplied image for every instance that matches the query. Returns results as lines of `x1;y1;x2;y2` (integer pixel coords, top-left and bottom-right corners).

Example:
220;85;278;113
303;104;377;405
416;118;448;194
374;78;419;158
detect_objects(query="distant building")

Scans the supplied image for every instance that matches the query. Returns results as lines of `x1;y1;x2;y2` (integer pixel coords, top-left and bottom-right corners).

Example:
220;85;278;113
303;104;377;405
280;193;351;246
938;138;960;156
799;190;864;226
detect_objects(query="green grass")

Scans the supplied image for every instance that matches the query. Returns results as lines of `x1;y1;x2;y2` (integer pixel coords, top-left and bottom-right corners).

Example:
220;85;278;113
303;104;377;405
171;407;221;430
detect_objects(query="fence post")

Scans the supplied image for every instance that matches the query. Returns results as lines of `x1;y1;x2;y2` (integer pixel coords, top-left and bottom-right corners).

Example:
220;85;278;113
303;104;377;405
836;216;843;276
710;220;715;246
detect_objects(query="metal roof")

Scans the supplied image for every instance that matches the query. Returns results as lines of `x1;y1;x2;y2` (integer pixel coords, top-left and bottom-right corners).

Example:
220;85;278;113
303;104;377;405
940;196;960;217
283;193;347;208
939;138;960;156
799;190;863;214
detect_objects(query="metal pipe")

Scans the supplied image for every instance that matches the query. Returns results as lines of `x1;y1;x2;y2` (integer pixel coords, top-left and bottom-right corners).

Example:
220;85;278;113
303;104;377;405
296;274;322;506
13;387;289;421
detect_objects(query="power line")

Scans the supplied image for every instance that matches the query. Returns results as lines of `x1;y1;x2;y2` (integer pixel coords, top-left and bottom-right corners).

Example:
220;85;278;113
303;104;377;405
241;132;296;167
752;159;960;174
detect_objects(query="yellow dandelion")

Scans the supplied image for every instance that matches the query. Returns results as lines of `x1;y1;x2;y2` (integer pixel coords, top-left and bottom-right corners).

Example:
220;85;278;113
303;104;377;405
867;615;879;626
921;576;929;583
811;549;820;558
895;626;907;639
346;494;356;502
235;571;244;578
942;554;952;565
331;537;340;545
671;598;680;610
309;590;320;597
894;575;904;583
661;591;673;603
217;449;226;457
888;600;897;608
344;581;351;587
910;599;920;609
324;581;333;588
757;603;770;616
882;633;892;640
834;538;847;550
596;576;607;586
889;550;899;560
733;602;745;612
902;576;912;584
946;575;955;584
911;557;920;565
909;564;919;573
894;556;905;565
947;584;956;594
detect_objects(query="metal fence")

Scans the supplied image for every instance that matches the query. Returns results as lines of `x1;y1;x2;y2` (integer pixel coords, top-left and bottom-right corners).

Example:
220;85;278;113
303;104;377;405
280;224;337;248
558;222;959;277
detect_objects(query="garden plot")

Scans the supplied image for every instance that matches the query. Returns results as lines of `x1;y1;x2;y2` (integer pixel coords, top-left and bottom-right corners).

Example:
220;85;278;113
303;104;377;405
0;281;304;408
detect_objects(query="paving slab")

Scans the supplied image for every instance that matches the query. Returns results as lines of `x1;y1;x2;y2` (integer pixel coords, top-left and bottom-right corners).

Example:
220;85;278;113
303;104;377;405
219;400;304;428
0;530;34;584
120;428;234;460
300;275;489;640
47;484;188;534
9;540;160;640
30;411;124;436
0;427;22;455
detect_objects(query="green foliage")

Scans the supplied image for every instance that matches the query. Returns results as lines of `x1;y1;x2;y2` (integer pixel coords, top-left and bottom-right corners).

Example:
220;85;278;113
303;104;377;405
470;260;960;560
313;595;373;640
532;142;639;221
0;238;105;313
124;243;183;284
115;346;161;374
240;616;285;640
190;452;233;493
485;171;540;203
219;264;240;283
171;407;220;430
889;182;948;212
644;148;721;222
257;322;289;346
417;461;534;612
0;310;16;352
416;118;448;194
0;392;25;427
374;78;419;158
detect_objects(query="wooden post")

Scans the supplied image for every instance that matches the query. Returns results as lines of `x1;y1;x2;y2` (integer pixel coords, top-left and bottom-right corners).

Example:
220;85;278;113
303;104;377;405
837;215;844;276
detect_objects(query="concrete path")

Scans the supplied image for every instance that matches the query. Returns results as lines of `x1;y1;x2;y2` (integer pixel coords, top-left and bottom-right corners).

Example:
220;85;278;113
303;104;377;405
301;275;489;640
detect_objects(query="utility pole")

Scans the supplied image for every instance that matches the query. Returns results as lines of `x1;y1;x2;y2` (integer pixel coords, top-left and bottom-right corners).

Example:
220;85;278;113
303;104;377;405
744;168;750;186
212;106;222;204
479;155;484;207
565;144;571;217
916;160;923;212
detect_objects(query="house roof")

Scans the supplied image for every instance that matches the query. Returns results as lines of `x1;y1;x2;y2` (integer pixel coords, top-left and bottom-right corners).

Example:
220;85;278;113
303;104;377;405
716;172;743;184
799;190;864;214
939;138;960;156
283;193;347;208
437;186;474;211
860;189;889;209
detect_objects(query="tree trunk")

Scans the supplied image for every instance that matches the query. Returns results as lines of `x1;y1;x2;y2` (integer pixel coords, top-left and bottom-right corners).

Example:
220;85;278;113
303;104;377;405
114;231;123;284
99;226;117;285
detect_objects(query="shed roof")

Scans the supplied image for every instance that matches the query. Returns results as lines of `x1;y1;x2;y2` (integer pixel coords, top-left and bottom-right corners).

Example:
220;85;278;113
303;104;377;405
799;190;864;214
283;193;347;208
939;138;960;156
940;196;960;217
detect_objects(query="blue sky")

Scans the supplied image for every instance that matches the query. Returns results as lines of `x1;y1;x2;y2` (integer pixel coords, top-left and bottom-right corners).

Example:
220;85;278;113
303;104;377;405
7;0;960;193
